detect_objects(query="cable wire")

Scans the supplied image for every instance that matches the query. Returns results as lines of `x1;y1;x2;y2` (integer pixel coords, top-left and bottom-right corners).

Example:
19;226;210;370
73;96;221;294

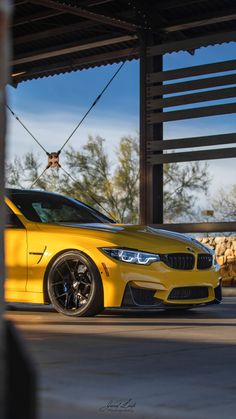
6;105;49;154
7;56;133;220
7;60;127;156
60;165;116;221
29;167;49;189
58;61;126;153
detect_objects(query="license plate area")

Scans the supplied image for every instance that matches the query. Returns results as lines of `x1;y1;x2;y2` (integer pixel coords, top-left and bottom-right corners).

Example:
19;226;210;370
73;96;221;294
168;286;209;300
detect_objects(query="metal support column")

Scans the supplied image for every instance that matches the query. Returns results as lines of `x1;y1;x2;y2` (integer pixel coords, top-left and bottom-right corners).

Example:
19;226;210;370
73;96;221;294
0;0;10;417
0;4;37;418
140;31;163;224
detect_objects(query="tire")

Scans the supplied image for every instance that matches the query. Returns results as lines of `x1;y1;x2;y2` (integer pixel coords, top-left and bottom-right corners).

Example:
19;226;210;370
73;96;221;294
47;250;103;317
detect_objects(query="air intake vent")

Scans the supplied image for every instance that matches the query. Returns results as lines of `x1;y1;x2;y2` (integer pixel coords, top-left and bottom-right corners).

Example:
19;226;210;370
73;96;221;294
122;285;160;307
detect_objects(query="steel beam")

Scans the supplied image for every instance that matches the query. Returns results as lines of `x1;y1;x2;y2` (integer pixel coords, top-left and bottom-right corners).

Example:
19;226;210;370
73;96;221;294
147;59;236;83
151;222;236;233
147;73;236;96
148;147;236;165
165;9;236;33
79;0;114;6
157;0;222;10
11;34;137;65
147;102;236;123
29;0;137;32
148;86;236;109
14;20;99;45
139;32;149;225
148;30;236;56
12;46;139;82
140;31;163;225
148;133;236;151
13;10;64;26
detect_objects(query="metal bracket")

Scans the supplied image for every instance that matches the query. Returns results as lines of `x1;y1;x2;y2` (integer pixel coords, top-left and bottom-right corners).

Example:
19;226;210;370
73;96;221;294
47;151;61;169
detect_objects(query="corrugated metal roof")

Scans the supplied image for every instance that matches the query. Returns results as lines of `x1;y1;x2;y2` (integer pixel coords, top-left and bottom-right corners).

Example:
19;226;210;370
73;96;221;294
11;0;236;84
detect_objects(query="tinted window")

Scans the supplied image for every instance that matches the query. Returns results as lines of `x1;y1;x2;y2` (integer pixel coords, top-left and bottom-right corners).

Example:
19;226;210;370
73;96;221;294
7;191;113;224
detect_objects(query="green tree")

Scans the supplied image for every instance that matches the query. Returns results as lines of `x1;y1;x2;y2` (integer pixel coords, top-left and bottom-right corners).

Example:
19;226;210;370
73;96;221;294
64;135;139;222
113;136;139;222
6;152;61;191
5;135;210;224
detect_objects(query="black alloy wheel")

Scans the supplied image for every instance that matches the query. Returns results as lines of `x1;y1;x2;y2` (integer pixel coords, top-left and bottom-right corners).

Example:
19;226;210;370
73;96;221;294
47;250;103;316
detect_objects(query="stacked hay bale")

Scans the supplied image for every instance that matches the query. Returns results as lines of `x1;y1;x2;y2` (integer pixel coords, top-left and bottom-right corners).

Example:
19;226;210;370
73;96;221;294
197;237;236;286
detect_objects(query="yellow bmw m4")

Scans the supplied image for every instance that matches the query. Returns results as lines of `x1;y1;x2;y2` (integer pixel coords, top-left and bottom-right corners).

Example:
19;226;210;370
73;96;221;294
5;188;222;316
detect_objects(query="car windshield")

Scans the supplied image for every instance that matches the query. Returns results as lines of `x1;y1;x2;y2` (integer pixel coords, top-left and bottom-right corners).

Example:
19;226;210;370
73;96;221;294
7;190;114;224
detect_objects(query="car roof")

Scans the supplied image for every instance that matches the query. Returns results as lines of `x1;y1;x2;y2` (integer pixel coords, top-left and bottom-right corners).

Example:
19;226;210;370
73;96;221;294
6;188;61;196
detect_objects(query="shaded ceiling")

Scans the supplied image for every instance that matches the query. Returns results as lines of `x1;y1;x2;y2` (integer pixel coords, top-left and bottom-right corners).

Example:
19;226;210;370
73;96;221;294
11;0;236;84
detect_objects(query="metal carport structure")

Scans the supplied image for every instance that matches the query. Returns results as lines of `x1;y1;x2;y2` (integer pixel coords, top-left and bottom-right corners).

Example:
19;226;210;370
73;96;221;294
10;0;236;231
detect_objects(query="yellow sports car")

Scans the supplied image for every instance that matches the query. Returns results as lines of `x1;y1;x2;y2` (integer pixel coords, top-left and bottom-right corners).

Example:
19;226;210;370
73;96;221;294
5;188;221;316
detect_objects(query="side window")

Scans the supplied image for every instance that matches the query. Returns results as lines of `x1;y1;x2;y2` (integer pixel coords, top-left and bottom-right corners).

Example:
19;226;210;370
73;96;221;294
5;206;24;229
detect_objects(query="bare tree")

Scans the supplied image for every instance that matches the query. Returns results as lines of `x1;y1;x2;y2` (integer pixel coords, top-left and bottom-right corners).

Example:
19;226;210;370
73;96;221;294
212;185;236;220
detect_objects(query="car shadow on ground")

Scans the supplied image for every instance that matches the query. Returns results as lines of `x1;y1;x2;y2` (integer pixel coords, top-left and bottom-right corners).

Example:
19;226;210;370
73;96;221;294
6;299;236;327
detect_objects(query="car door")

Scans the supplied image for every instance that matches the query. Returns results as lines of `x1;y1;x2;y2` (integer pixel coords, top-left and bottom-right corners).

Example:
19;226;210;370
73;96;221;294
5;204;27;294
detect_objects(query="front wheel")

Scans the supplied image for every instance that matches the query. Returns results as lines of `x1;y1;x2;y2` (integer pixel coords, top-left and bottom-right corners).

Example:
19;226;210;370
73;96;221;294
47;250;103;317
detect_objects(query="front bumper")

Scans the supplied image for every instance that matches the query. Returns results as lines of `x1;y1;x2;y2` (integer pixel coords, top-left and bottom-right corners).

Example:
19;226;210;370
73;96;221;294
121;282;222;309
90;248;221;308
102;266;220;308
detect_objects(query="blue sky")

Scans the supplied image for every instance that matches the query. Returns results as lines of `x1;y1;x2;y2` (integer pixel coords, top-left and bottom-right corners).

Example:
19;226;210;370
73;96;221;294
6;41;236;214
8;60;139;117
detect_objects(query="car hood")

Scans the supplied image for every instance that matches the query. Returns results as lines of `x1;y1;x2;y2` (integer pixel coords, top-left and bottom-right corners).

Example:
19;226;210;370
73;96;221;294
51;222;211;254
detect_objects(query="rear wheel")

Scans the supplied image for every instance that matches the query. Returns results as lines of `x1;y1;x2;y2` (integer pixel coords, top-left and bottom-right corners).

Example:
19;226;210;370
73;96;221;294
47;250;103;317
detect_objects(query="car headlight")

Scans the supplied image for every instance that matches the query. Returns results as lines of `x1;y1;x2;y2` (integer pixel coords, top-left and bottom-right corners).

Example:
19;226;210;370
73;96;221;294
101;248;160;265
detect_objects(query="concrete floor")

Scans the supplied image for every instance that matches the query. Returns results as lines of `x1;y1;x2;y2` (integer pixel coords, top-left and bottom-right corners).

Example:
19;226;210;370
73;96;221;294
6;298;236;419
